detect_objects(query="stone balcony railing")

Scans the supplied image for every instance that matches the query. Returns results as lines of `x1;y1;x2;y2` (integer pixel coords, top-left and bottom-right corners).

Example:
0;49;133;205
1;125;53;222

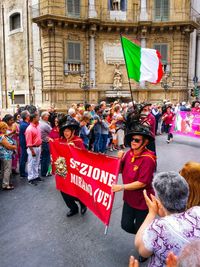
64;61;85;75
31;2;199;24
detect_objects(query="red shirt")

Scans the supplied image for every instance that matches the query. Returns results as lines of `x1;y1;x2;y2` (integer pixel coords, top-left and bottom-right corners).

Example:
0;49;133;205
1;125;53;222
141;113;156;136
192;107;200;112
59;135;85;150
163;112;174;125
121;148;156;210
25;122;42;147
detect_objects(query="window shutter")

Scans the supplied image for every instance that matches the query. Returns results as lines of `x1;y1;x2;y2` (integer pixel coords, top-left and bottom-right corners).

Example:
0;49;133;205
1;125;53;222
155;0;161;20
74;0;80;16
162;0;169;20
68;43;74;60
67;0;73;14
161;45;168;64
74;43;81;61
154;44;168;64
68;42;81;62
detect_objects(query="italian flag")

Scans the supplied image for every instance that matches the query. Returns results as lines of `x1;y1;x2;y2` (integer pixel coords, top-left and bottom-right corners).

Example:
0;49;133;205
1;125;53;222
121;36;163;84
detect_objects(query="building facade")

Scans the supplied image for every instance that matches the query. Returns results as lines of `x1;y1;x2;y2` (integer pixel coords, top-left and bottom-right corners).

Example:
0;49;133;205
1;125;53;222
0;0;42;110
1;1;199;111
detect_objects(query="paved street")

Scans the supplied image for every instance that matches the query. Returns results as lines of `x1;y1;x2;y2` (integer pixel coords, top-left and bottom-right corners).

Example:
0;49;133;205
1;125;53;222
0;134;199;267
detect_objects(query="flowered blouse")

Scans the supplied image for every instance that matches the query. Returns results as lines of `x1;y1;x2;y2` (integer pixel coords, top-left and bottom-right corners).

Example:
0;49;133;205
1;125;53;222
0;135;15;160
143;206;200;267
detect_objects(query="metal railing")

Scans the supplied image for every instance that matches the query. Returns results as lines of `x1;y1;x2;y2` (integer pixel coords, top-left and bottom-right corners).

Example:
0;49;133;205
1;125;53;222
31;2;198;24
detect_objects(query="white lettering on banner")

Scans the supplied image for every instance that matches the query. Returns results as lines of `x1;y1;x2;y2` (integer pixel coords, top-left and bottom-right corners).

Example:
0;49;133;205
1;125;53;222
94;188;112;211
70;173;93;196
70;158;116;187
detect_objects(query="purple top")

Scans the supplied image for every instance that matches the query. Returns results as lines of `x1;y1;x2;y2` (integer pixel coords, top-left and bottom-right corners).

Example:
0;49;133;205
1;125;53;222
143;206;200;267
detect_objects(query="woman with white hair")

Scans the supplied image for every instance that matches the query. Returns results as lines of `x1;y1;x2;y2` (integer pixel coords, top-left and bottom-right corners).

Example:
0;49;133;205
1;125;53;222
135;171;200;266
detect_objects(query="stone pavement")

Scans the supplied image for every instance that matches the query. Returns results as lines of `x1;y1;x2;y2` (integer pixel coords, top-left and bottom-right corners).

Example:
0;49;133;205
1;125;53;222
0;134;199;267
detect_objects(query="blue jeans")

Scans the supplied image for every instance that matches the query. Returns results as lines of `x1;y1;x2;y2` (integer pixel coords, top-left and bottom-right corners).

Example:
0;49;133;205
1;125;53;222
93;133;101;152
100;134;108;153
19;147;28;177
41;142;50;176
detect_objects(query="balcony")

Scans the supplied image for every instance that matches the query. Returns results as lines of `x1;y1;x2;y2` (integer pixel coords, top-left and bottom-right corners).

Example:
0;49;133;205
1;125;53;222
31;2;199;26
64;61;85;75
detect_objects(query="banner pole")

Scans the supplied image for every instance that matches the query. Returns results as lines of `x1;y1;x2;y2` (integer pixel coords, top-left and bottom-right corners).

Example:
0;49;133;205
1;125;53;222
104;225;108;235
120;34;134;104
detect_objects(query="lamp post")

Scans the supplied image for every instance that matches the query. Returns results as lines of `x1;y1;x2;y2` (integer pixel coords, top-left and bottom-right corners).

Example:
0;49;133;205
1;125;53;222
193;76;199;99
160;65;175;97
78;74;94;104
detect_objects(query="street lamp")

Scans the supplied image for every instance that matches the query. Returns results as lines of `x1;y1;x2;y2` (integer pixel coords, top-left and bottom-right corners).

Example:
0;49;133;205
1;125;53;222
193;76;199;99
78;74;94;104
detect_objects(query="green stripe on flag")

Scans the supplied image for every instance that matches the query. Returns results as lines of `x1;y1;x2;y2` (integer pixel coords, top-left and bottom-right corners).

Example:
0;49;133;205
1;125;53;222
121;36;141;82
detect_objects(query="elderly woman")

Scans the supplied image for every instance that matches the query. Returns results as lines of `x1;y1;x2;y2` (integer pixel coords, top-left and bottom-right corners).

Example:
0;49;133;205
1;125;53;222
0;122;17;190
135;171;200;267
179;161;200;208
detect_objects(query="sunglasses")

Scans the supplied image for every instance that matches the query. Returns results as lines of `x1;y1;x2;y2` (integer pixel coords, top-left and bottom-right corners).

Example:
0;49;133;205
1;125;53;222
131;138;143;143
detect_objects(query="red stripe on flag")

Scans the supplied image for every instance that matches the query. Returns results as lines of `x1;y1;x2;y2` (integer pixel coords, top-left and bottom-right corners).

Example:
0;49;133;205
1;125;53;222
155;50;163;83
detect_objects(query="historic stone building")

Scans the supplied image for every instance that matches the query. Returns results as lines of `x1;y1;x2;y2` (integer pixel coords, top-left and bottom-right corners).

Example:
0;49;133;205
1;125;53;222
0;0;42;110
0;1;200;110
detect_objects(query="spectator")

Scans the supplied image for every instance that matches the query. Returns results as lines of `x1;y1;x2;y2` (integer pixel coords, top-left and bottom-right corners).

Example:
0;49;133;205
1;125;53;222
93;105;102;152
135;171;200;266
0;122;17;190
100;113;109;153
3;114;19;174
179;161;200;208
19;110;30;178
40;111;52;177
25;113;42;185
49;117;59;139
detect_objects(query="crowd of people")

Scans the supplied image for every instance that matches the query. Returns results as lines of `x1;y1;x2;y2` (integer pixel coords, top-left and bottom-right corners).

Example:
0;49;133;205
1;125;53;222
0;99;200;266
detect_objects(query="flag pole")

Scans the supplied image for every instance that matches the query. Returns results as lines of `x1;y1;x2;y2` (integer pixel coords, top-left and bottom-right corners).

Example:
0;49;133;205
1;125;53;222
120;34;134;104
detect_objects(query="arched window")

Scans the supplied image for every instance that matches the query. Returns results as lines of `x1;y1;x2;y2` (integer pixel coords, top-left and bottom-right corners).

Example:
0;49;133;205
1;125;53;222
10;12;21;31
154;0;169;21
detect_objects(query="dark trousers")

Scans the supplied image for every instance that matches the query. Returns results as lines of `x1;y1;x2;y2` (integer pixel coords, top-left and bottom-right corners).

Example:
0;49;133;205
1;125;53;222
60;192;86;212
121;202;148;234
166;124;173;141
100;134;108;153
93;133;101;152
19;147;28;177
41;142;50;176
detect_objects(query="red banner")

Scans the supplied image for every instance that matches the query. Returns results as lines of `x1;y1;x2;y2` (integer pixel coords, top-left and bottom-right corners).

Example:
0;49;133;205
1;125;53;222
49;140;121;226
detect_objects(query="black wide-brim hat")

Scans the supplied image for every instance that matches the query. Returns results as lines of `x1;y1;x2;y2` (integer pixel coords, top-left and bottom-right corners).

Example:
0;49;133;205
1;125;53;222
125;124;155;147
60;121;80;132
139;102;152;113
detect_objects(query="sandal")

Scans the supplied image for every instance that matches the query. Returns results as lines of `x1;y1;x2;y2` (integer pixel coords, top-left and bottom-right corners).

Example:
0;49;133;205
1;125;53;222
2;185;14;190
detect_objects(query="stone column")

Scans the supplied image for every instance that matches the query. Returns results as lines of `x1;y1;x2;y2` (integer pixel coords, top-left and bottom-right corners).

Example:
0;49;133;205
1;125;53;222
140;36;146;88
188;30;197;83
88;0;97;18
140;0;148;21
89;32;96;87
196;30;200;81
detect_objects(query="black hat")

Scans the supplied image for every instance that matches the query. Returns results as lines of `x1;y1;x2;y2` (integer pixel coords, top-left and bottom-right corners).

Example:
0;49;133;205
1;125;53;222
139;102;152;113
59;120;80;137
125;124;155;146
60;121;79;131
